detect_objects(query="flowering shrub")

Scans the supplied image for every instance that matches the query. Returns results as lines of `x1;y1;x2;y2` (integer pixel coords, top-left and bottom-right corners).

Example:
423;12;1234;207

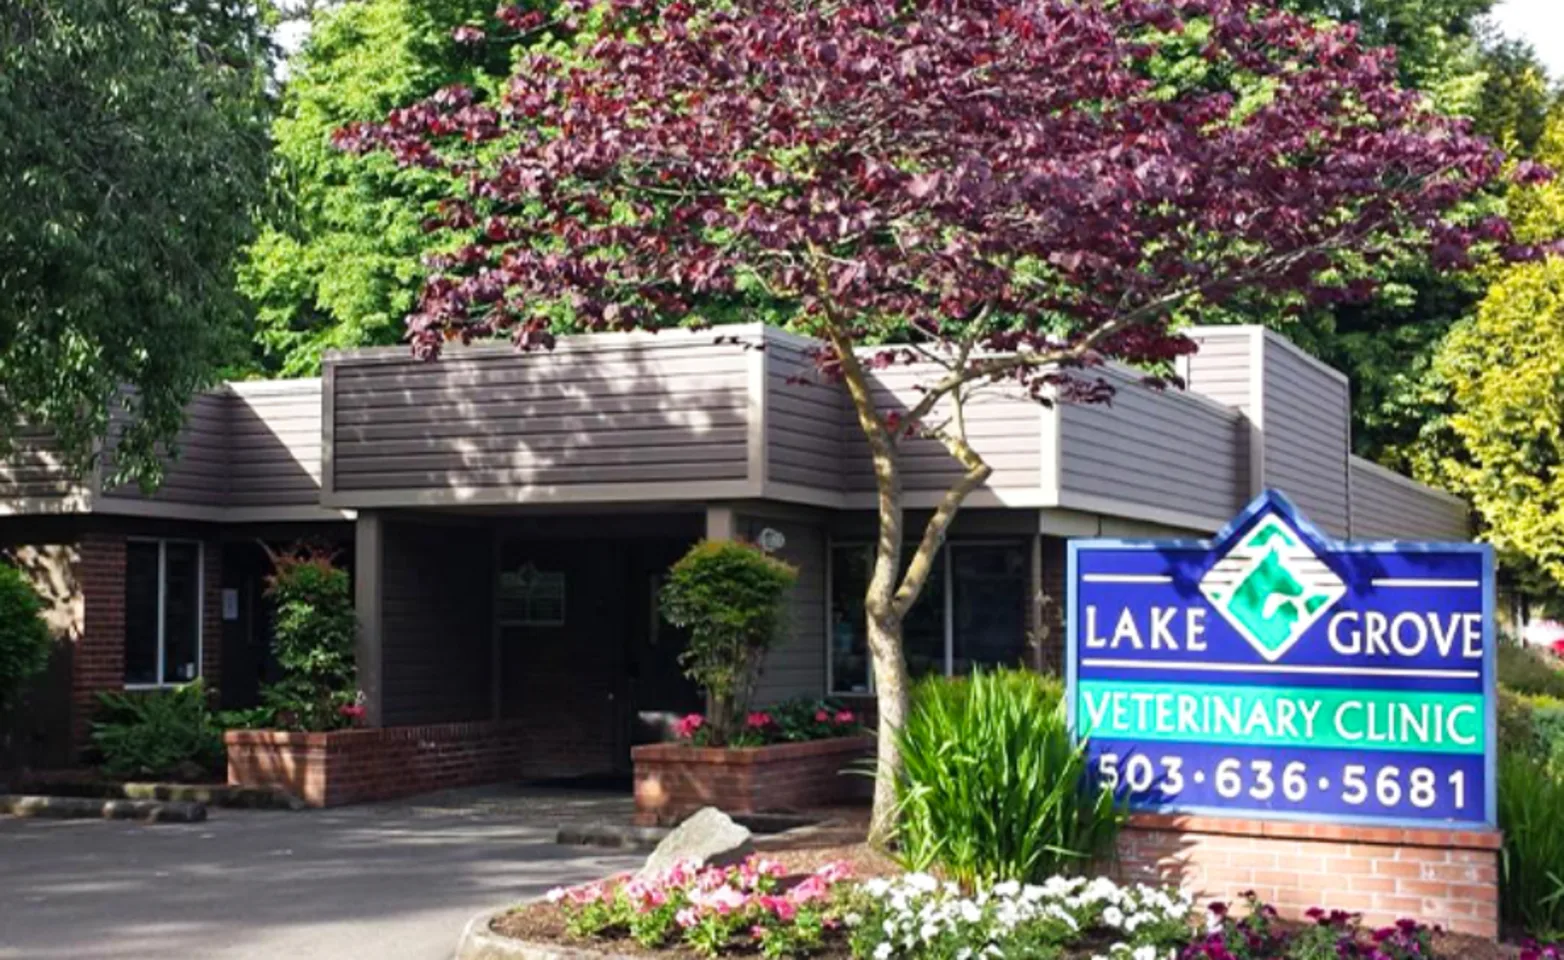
845;874;1192;960
547;856;853;958
660;540;798;745
673;697;862;747
1181;894;1441;960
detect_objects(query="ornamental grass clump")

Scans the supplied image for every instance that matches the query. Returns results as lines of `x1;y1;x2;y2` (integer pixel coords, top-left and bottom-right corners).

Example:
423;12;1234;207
1499;750;1564;938
660;540;797;746
894;668;1122;887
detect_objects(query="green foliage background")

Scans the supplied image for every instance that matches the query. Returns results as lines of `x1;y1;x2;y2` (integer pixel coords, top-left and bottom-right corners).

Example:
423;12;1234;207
0;0;273;487
239;0;513;376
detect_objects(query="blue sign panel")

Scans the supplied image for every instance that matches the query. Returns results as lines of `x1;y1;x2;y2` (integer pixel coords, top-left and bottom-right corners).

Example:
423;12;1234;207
1066;490;1495;828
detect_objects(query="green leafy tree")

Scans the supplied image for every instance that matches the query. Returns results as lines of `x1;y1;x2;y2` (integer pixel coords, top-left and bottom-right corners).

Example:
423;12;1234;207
660;541;797;747
0;564;53;715
240;0;511;375
0;0;273;486
1433;105;1564;602
1210;2;1560;466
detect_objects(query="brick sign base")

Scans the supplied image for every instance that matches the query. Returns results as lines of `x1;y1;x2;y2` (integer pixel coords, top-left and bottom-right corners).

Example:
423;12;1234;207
225;722;527;807
1115;813;1501;937
632;736;873;826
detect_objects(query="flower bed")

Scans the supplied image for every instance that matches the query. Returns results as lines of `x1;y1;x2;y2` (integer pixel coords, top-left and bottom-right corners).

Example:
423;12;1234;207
504;864;1193;959
499;863;1516;960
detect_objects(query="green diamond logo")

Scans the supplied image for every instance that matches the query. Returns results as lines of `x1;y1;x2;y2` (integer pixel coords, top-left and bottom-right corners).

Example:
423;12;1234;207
1199;514;1346;662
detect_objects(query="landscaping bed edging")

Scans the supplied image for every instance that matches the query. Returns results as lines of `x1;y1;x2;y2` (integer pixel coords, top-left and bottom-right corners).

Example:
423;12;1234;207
1115;812;1501;937
226;721;528;807
631;735;873;826
457;911;621;960
1;794;207;823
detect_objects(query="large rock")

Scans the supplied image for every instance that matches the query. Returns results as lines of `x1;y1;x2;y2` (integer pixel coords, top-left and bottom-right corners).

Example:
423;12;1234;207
639;807;753;876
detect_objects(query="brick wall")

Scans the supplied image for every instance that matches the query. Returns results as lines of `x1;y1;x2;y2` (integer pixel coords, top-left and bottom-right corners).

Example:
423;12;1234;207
75;534;125;748
632;736;874;826
1116;814;1501;937
226;722;529;807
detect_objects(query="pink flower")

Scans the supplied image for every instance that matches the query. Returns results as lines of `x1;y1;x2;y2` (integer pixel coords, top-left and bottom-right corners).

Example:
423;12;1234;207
745;711;774;729
834;709;856;725
690;885;747;915
815;709;831;723
816;860;852;882
759;895;797;921
674;713;705;739
339;703;366;719
675;907;702;929
787;876;829;904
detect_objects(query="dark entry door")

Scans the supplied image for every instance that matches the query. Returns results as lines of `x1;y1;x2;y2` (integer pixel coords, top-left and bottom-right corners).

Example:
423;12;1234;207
496;538;627;778
624;540;703;751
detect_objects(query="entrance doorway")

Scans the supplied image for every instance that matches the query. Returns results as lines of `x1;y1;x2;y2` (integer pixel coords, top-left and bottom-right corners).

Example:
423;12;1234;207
495;532;700;778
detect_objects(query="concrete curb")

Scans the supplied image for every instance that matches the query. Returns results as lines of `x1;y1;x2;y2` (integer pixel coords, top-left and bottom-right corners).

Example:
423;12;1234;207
13;779;303;810
454;910;635;960
0;794;208;823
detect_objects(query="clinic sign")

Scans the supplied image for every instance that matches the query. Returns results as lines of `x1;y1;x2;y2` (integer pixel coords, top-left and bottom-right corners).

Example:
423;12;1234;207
1067;490;1495;828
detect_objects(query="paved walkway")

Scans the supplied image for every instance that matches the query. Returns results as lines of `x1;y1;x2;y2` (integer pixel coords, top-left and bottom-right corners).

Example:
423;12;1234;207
0;787;642;960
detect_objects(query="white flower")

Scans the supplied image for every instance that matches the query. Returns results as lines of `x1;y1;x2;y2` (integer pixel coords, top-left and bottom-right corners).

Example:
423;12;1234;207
1134;946;1158;960
993;880;1021;898
874;944;893;960
1103;905;1124;928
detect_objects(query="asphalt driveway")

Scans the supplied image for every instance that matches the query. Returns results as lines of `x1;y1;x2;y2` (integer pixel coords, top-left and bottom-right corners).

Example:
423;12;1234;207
0;789;642;960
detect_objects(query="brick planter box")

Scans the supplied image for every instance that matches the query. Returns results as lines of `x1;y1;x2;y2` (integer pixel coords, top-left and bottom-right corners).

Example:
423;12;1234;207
225;721;527;808
632;735;873;826
1115;813;1502;938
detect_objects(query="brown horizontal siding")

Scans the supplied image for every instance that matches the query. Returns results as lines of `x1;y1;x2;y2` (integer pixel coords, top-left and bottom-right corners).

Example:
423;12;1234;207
328;337;753;501
1059;367;1245;523
1263;336;1350;537
1349;457;1468;542
839;370;1043;493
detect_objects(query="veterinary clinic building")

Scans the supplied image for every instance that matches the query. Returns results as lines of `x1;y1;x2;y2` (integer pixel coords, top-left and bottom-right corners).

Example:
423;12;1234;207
0;325;1466;779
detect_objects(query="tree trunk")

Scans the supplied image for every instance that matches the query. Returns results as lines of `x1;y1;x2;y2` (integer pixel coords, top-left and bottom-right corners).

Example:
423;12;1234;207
866;602;909;846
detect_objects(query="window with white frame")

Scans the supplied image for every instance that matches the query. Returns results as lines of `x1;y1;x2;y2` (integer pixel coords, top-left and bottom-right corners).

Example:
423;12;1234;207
828;541;1029;695
124;539;202;686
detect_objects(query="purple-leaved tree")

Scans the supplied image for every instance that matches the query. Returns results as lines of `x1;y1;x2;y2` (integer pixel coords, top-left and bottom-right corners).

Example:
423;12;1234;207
338;0;1545;841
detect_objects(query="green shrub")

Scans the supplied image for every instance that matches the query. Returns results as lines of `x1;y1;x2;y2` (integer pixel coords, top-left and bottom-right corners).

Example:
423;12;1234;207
894;668;1121;888
0;562;53;712
261;543;358;731
1500;688;1564;766
660;540;798;746
91;680;224;779
1499;639;1564;699
1499;750;1564;938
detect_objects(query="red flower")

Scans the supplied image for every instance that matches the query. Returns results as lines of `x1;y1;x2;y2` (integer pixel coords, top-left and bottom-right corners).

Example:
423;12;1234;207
674;713;705;739
339;704;366;719
745;711;774;729
814;709;831;723
834;709;856;725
